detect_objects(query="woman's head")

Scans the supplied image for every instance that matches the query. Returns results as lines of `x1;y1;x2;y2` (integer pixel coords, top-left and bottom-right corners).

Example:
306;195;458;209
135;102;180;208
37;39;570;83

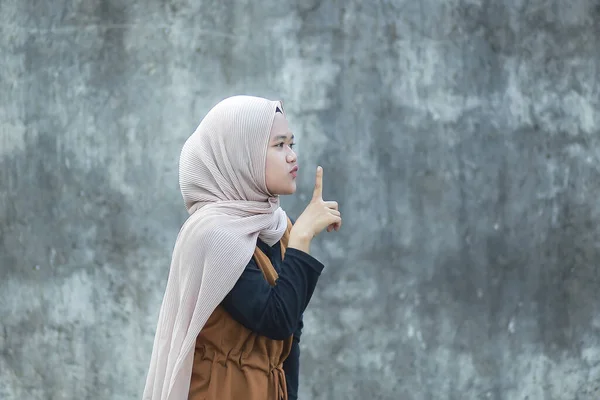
179;95;297;213
265;108;298;196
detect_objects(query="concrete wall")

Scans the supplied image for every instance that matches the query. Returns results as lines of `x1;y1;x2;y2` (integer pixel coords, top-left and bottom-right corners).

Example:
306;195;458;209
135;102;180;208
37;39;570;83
1;0;599;399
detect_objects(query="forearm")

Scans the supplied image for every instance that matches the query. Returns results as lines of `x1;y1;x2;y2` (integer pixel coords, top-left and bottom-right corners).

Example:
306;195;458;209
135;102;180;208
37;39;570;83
222;251;323;340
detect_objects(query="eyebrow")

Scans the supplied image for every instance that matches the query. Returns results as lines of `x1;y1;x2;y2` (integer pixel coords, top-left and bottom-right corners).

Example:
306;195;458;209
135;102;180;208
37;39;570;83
272;133;294;141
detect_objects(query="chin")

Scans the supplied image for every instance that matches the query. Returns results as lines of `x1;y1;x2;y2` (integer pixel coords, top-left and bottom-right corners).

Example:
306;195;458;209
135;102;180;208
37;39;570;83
276;184;297;196
287;182;297;194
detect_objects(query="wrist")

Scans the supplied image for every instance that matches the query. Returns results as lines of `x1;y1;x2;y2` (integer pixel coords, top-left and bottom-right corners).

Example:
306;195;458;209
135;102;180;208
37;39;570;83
290;229;312;241
288;230;313;253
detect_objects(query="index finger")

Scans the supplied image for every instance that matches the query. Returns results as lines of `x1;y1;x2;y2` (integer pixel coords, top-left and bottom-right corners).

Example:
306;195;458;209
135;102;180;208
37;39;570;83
312;166;323;200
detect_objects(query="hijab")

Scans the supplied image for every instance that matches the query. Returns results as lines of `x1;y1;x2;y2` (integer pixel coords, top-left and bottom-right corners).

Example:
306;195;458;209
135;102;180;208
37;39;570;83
142;95;288;399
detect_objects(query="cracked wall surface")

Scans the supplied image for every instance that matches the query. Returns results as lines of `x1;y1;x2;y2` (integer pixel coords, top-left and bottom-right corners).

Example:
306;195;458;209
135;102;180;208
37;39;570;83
1;0;600;399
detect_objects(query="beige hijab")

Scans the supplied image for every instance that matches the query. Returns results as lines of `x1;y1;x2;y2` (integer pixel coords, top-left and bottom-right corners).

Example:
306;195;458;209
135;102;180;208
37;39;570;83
142;95;289;400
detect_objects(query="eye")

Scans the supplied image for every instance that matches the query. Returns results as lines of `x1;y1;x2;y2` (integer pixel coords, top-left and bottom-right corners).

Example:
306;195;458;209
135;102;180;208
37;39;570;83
274;142;295;149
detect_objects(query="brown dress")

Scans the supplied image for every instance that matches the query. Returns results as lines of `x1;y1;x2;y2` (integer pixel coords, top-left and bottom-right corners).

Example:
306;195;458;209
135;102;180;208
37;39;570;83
188;219;294;400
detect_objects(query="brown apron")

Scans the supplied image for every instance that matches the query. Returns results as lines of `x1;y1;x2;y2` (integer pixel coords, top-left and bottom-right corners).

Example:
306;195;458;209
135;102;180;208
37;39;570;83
188;219;294;400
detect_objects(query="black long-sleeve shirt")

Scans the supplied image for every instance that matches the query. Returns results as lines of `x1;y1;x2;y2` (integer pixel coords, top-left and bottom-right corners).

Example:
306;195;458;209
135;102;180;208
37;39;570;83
221;236;324;400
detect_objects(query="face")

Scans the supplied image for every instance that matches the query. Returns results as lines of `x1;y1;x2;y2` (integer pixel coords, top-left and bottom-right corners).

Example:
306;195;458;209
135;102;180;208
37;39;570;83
265;112;298;195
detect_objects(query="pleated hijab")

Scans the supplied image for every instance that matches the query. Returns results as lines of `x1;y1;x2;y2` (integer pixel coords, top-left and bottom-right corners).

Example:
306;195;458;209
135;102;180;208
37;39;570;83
142;95;289;400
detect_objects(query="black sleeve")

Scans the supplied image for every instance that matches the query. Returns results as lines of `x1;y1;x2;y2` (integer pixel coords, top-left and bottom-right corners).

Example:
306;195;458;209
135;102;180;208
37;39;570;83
283;336;301;400
294;314;304;341
221;248;324;340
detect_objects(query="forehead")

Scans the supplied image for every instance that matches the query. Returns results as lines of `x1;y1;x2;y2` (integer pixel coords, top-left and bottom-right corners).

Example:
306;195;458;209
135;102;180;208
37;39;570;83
269;112;291;139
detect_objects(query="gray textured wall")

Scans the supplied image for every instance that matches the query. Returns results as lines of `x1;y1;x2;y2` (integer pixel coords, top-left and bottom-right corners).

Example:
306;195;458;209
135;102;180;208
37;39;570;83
1;0;600;399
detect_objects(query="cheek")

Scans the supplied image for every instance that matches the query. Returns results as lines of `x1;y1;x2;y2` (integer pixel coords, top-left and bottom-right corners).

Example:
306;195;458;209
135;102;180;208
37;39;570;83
267;151;285;169
265;150;282;181
265;151;275;175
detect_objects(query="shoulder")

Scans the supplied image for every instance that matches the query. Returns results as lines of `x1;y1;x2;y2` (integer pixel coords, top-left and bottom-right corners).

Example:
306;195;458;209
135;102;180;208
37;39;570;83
180;214;245;251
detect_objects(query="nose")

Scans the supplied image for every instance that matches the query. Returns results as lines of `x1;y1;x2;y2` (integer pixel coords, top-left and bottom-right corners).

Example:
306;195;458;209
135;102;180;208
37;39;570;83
286;149;297;163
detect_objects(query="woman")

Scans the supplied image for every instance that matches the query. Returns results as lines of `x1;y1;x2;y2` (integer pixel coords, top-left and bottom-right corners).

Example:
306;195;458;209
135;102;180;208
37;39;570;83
142;95;341;400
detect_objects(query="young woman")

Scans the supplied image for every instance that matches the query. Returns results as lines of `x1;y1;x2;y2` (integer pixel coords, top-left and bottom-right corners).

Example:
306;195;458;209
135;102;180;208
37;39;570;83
142;95;342;400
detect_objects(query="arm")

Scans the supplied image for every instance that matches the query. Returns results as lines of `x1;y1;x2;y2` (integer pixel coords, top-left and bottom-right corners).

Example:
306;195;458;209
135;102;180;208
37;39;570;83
221;249;323;340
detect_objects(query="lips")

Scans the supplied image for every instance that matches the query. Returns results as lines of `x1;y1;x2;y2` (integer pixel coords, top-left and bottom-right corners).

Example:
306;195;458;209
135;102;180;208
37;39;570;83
290;165;298;178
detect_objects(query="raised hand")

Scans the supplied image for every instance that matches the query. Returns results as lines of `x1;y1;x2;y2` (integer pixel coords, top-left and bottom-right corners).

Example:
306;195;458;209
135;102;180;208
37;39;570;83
288;166;342;253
